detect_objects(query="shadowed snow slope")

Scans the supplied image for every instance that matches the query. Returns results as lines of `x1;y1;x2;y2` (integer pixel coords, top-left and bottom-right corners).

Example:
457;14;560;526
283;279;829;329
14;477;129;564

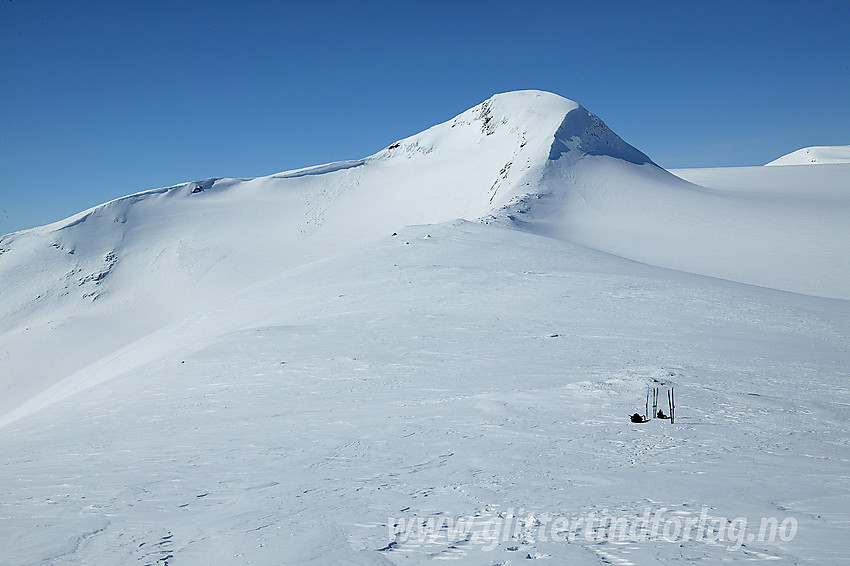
765;144;850;166
1;91;849;565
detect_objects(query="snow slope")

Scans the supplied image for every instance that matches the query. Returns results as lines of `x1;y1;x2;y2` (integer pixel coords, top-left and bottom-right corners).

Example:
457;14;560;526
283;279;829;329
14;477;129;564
1;91;849;565
765;144;850;165
2;222;849;565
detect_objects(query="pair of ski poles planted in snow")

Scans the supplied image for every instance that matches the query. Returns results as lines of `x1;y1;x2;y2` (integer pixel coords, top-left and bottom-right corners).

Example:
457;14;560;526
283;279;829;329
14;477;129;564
633;386;675;423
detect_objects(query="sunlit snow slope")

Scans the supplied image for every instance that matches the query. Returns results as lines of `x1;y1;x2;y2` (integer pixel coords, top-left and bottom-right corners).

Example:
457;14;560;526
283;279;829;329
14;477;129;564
1;91;849;565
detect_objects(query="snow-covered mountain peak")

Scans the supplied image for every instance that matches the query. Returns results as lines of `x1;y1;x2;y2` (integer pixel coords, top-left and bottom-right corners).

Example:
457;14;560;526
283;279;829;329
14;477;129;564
4;91;646;245
368;90;572;160
371;90;650;167
765;145;850;166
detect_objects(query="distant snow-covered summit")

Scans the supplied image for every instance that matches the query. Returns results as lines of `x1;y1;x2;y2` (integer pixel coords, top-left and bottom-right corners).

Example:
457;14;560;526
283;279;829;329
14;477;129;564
765;145;850;166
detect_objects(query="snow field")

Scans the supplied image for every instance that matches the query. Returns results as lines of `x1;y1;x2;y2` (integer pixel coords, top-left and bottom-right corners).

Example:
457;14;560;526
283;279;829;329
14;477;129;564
2;223;849;564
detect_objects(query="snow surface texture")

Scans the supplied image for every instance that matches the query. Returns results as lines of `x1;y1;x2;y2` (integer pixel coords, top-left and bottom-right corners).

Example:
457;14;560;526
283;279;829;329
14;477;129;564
765;144;850;166
1;90;849;565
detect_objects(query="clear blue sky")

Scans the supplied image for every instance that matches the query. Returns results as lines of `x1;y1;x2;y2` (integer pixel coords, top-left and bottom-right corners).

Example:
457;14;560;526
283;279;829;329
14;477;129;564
2;0;848;234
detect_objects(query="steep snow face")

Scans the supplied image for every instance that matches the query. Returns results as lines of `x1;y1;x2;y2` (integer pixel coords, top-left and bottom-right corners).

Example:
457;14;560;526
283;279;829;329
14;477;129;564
765;145;850;165
547;104;653;165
